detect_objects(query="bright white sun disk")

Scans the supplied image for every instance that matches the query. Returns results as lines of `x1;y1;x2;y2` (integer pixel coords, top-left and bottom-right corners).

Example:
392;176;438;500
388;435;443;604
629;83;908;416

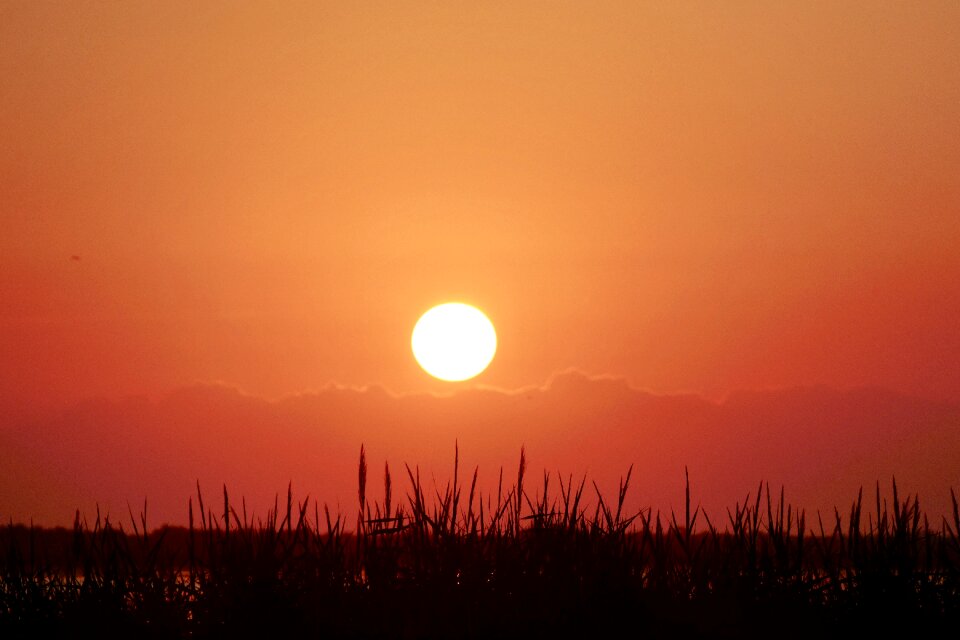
411;303;497;381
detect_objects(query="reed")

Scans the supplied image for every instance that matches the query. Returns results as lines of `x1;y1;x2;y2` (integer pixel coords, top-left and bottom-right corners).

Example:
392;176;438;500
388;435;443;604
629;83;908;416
2;447;958;637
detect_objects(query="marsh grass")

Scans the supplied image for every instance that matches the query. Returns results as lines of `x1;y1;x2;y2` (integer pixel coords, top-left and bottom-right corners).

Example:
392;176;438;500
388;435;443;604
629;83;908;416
2;445;959;637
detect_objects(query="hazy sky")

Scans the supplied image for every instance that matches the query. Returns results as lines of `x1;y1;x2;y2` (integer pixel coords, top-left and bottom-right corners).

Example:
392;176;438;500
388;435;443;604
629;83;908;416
3;1;959;408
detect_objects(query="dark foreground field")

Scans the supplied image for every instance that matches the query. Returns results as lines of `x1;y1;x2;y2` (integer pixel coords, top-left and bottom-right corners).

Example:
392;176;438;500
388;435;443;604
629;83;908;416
3;449;959;638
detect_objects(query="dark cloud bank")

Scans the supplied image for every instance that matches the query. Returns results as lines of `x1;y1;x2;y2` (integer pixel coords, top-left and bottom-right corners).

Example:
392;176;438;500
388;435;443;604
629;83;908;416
2;371;958;527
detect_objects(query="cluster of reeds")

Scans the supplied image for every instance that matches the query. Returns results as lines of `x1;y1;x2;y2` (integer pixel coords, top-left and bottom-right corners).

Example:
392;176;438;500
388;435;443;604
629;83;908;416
2;445;959;637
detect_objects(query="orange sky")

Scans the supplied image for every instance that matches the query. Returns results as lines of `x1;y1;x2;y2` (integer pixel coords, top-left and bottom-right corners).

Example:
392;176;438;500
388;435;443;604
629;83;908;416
3;1;960;409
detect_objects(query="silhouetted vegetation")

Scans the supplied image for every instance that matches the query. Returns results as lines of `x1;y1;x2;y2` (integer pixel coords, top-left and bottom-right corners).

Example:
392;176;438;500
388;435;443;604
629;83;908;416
2;446;959;638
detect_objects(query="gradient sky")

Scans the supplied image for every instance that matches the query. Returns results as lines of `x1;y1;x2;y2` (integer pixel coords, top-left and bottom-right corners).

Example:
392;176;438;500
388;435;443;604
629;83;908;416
3;1;960;410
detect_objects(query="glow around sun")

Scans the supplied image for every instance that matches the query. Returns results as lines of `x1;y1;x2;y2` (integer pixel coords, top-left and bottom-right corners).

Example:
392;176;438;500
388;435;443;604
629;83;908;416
411;303;497;381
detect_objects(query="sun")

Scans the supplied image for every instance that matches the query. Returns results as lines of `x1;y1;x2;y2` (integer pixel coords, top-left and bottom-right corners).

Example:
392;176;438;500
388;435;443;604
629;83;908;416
412;303;497;382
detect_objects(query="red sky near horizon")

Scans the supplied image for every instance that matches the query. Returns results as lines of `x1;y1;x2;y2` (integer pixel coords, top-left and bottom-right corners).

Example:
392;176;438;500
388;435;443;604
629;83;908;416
3;1;960;411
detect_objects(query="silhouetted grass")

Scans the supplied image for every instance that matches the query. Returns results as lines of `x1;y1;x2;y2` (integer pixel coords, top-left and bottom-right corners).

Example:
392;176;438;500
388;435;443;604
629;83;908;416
2;445;959;638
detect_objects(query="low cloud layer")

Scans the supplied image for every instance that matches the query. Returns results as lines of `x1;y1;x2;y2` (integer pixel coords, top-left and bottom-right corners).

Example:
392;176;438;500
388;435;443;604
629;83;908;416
2;371;958;527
